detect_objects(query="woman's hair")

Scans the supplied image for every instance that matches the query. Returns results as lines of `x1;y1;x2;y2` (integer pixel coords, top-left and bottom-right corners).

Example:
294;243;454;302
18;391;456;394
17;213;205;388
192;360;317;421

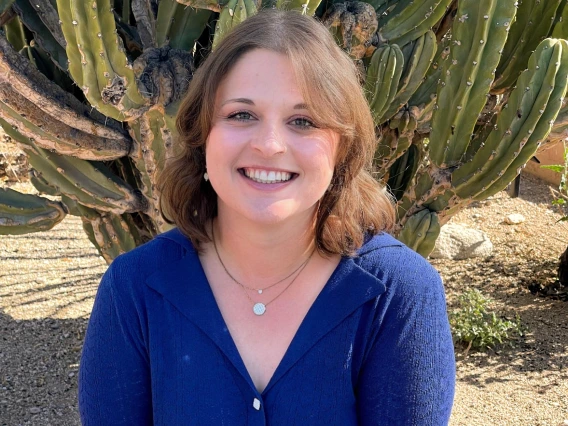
158;9;395;256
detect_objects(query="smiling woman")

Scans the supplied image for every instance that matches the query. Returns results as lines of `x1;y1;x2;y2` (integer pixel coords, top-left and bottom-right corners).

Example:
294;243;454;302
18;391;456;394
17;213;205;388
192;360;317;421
78;9;456;426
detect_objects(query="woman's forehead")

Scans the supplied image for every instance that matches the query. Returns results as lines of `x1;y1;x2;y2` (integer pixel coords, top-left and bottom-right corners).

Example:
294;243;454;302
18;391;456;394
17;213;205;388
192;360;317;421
214;50;308;109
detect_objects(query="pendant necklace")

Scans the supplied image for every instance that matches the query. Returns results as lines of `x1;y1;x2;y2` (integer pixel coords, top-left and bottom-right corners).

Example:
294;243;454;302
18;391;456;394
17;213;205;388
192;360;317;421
211;224;315;316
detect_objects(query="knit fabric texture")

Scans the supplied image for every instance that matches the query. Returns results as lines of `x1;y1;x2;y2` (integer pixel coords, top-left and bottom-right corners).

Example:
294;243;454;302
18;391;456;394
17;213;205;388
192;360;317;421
78;228;456;425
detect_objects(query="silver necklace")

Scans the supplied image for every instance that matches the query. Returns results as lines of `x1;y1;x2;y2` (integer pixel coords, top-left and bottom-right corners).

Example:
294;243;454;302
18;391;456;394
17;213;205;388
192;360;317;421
211;224;315;316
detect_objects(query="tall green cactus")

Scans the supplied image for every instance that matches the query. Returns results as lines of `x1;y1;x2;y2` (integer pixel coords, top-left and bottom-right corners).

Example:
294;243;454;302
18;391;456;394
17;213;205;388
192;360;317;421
1;0;568;261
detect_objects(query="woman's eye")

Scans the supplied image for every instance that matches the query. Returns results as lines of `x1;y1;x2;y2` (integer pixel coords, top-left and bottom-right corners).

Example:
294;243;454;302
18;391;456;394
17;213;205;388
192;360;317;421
291;117;316;128
228;111;253;121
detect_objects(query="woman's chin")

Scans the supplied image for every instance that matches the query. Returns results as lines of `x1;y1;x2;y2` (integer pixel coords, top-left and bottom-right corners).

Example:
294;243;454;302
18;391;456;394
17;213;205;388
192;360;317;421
233;203;314;226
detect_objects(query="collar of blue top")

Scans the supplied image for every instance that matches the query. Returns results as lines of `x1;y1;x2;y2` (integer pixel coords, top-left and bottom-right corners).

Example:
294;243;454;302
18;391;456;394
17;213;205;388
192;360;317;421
145;227;402;395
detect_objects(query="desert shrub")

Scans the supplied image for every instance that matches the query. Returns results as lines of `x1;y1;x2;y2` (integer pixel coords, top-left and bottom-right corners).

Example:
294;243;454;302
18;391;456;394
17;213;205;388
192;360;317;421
449;288;523;354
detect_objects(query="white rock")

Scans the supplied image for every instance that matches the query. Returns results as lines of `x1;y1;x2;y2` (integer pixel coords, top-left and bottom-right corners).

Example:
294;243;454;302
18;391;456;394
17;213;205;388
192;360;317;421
430;223;493;260
505;213;526;224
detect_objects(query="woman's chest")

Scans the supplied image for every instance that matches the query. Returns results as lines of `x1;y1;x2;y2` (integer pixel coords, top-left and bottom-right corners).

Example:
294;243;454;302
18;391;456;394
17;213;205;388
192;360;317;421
145;301;363;425
214;286;322;393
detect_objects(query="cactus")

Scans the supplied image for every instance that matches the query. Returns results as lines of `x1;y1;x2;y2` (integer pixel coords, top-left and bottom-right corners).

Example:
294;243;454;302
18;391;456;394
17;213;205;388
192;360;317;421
492;0;565;93
2;0;568;261
212;0;258;50
0;187;67;234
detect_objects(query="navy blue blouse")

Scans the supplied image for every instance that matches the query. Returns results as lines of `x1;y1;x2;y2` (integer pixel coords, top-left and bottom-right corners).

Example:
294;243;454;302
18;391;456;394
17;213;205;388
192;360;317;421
78;228;455;425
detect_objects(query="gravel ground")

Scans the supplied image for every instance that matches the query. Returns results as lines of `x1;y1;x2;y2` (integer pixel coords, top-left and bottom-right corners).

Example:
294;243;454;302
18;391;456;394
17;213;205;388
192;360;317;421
1;142;568;424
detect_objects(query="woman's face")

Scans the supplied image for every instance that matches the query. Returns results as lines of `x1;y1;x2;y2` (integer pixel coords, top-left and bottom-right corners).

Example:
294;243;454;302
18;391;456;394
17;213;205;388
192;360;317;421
205;48;340;226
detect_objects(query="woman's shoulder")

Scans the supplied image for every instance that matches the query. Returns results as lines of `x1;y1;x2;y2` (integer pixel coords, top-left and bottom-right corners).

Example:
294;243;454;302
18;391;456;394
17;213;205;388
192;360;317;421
106;228;195;280
354;232;442;292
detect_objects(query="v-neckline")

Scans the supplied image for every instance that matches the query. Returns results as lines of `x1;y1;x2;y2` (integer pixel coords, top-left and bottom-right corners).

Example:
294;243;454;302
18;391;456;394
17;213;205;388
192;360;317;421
193;247;348;396
145;230;388;397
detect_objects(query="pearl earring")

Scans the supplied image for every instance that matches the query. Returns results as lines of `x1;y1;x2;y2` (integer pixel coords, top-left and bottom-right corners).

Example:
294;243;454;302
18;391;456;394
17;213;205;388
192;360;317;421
204;172;209;182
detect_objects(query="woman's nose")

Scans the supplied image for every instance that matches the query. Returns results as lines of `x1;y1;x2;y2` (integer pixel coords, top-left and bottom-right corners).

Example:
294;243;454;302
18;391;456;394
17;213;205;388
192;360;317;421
249;123;287;156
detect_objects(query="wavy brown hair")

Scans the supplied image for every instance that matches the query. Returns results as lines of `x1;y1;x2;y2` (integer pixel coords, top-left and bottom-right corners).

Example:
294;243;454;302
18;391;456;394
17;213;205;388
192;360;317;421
158;9;395;256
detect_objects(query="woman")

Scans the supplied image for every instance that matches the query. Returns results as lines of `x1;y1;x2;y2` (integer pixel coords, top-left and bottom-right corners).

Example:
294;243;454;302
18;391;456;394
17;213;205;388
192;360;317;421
78;10;455;425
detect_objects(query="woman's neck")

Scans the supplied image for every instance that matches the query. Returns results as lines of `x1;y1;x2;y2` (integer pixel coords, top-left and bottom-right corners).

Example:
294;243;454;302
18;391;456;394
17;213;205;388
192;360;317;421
210;210;316;286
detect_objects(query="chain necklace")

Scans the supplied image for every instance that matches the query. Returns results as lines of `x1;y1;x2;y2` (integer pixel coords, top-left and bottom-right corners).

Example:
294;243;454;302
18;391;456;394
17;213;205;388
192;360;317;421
211;224;315;316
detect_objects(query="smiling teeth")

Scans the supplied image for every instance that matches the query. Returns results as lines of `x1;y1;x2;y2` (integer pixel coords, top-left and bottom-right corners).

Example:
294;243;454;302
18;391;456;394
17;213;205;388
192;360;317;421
244;168;292;183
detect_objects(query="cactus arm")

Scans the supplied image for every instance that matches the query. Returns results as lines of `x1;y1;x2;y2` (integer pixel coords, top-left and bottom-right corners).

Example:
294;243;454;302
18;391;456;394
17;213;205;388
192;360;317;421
396;209;440;257
378;0;453;47
16;0;66;48
78;206;138;263
472;43;568;199
132;0;157;49
12;0;68;70
29;169;61;196
92;212;138;263
428;0;517;168
387;145;411;197
453;38;568;199
63;195;142;263
0;35;129;142
126;107;178;232
0;187;68;235
368;46;394;124
93;0;146;107
126;118;168;231
57;0;146;120
1;118;146;214
3;12;26;51
25;145;147;214
383;30;437;120
373;127;398;178
157;0;212;50
387;143;420;200
156;0;177;46
364;45;388;107
166;6;211;51
212;0;238;51
365;44;404;126
212;0;259;49
211;0;258;51
551;0;568;38
407;35;450;121
383;46;405;118
493;0;563;93
0;83;131;160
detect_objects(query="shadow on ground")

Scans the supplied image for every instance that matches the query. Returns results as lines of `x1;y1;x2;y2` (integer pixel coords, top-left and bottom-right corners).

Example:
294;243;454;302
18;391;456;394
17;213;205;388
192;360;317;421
0;310;88;426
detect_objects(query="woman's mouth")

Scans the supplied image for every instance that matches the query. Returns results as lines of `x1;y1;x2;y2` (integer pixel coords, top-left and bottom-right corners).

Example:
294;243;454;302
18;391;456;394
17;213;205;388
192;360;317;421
239;168;297;184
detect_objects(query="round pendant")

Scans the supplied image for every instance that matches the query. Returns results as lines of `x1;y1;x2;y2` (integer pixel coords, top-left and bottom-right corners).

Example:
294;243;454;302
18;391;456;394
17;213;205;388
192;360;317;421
258;289;263;294
253;303;266;316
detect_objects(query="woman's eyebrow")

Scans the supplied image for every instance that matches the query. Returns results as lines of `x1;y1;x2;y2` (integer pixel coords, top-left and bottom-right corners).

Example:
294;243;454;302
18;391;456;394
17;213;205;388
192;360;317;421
220;98;308;110
221;98;254;107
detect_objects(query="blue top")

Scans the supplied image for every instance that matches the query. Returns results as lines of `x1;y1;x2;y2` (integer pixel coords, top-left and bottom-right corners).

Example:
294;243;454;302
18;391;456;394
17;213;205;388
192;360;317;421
78;228;455;425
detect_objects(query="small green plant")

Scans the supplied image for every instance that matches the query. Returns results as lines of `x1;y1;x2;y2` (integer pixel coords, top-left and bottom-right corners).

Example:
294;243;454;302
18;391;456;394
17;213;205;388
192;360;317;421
449;289;523;355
